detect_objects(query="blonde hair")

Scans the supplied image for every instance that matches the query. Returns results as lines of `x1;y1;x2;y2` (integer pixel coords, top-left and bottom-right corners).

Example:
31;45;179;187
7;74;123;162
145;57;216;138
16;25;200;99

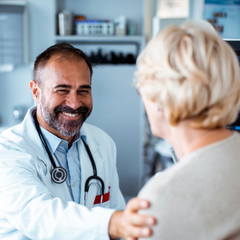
135;20;240;128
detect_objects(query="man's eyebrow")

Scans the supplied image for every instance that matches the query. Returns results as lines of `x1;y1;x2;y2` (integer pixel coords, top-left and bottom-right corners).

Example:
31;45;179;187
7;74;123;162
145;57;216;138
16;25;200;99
54;84;91;89
79;85;91;89
54;84;71;89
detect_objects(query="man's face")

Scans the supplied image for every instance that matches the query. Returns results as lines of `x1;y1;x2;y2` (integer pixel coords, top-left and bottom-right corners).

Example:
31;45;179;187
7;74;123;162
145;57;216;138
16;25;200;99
33;55;92;141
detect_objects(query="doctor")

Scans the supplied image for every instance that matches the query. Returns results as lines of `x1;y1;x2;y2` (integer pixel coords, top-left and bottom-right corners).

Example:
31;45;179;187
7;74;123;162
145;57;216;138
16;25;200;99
0;43;155;239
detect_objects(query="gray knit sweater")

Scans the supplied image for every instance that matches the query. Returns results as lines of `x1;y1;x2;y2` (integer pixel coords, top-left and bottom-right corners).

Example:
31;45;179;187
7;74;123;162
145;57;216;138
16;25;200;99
139;132;240;240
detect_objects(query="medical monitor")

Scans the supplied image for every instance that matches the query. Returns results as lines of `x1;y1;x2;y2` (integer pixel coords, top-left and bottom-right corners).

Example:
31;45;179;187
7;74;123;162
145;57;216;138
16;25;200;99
225;40;240;132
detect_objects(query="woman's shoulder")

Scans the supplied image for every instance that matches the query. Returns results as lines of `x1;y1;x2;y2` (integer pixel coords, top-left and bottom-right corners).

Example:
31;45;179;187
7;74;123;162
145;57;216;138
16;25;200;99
139;131;240;200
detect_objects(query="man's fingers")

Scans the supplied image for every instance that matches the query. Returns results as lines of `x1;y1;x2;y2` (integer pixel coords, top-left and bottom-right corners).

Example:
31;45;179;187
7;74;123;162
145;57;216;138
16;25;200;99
125;225;153;239
125;197;156;227
108;198;156;239
126;197;150;212
126;212;156;226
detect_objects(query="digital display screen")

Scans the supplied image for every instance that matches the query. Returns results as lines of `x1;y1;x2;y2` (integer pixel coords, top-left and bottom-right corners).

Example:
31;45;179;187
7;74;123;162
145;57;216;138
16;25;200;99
204;0;240;39
225;41;240;131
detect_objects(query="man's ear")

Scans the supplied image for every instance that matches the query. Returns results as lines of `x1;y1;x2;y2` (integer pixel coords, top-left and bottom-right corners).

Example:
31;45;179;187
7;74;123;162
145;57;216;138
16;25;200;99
30;80;40;104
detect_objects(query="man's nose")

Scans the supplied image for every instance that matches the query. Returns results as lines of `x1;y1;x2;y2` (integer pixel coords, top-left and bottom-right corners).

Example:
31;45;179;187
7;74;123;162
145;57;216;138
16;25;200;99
66;93;81;110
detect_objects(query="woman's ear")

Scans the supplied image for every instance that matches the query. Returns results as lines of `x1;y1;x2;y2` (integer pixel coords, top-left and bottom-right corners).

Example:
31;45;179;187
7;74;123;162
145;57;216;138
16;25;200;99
30;80;40;104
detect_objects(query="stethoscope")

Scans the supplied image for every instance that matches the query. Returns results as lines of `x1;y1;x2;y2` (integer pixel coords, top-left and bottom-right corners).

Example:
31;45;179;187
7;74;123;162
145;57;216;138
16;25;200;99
33;112;105;202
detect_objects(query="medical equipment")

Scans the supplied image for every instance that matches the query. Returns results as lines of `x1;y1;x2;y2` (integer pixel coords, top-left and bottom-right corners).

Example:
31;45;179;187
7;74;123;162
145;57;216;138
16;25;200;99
33;112;105;198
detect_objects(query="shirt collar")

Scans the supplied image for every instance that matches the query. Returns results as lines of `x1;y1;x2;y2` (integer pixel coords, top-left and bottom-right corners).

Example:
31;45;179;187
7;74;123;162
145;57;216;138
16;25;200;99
30;107;85;153
40;126;82;153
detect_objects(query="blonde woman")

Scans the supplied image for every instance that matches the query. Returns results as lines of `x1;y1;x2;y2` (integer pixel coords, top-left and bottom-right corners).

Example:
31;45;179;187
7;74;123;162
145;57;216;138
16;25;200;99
136;20;240;240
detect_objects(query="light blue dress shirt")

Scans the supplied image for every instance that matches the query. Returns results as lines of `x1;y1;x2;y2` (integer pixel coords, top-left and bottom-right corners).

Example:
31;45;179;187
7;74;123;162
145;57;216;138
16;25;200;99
40;126;82;203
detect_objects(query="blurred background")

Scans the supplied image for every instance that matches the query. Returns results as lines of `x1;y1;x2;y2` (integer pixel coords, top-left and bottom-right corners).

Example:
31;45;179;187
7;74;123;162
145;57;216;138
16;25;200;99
0;0;240;201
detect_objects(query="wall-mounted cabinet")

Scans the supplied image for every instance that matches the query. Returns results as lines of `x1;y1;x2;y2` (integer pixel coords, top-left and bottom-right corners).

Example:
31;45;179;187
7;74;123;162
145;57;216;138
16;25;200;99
54;0;146;66
0;0;29;72
55;0;145;36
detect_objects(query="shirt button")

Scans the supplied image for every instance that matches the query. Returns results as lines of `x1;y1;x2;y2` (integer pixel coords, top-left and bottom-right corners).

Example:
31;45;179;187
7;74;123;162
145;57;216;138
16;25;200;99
67;153;70;156
73;182;76;187
61;141;65;145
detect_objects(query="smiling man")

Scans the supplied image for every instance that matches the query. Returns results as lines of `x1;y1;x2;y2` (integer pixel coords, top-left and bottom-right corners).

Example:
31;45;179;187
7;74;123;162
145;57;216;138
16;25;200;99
0;43;155;240
31;46;93;147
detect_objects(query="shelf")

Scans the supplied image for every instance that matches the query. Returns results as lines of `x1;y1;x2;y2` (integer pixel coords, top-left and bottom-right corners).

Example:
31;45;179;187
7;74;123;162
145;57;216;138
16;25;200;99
0;1;26;6
55;35;145;42
55;35;145;55
55;35;145;50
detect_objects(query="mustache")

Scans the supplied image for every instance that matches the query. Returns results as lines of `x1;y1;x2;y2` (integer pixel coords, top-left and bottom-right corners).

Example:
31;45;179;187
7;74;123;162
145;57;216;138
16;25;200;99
54;105;89;115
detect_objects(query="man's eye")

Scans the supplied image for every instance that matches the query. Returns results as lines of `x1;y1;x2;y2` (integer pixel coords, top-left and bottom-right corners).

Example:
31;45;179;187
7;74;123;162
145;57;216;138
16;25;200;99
57;90;68;93
78;90;90;94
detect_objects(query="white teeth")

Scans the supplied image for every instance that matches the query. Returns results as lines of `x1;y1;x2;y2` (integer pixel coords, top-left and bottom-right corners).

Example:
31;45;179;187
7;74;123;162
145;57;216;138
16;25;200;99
62;112;78;117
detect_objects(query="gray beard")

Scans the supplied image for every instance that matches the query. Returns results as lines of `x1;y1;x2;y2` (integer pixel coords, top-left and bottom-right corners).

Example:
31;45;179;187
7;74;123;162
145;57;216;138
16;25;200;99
40;95;86;137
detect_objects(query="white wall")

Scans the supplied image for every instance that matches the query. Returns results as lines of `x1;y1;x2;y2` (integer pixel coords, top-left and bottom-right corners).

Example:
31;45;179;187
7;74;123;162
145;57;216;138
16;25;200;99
87;65;143;195
189;0;204;20
0;64;32;126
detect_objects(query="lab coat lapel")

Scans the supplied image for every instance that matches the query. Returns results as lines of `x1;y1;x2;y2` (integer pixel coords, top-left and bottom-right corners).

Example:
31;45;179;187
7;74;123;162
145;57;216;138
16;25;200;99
20;107;72;201
20;107;52;170
79;124;104;205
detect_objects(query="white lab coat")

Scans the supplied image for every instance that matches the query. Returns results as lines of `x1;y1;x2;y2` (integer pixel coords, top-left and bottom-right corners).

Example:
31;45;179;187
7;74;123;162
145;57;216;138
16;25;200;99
0;107;125;240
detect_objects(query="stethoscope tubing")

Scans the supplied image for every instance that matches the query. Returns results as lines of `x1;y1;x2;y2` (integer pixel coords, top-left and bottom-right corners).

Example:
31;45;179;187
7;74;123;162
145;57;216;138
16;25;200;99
34;112;67;183
81;138;105;196
34;111;105;199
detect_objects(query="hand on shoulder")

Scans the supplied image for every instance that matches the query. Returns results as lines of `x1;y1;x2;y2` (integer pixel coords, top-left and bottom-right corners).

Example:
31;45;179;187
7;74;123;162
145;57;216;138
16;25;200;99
108;197;156;240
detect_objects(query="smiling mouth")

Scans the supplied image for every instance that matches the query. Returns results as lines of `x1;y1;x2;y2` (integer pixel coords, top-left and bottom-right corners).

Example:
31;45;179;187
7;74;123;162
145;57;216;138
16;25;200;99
62;112;79;118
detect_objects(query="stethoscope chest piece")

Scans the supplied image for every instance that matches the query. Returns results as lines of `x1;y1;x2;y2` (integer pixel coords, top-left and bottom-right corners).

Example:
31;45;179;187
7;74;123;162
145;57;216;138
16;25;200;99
51;167;67;184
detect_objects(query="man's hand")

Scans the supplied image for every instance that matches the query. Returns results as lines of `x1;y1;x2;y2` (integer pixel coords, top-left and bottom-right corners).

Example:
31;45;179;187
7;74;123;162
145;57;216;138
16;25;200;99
108;197;156;240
